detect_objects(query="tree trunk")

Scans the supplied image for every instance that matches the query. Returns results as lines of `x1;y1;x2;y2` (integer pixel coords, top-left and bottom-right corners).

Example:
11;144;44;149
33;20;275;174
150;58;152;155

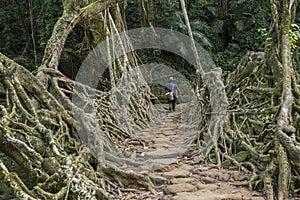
267;0;297;198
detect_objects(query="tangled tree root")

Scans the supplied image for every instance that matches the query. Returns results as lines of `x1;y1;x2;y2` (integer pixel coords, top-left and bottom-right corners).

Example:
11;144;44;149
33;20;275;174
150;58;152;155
193;51;300;199
0;48;159;199
0;0;161;198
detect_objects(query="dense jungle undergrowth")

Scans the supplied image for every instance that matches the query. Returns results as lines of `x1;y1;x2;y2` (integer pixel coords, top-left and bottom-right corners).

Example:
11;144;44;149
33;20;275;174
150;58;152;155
0;0;300;200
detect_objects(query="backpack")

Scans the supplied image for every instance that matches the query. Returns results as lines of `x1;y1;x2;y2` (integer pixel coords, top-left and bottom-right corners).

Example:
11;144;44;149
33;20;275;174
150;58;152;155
166;91;174;100
165;84;174;100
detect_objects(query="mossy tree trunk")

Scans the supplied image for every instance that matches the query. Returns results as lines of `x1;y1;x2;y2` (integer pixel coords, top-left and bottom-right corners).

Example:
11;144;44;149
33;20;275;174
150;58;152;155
266;1;298;199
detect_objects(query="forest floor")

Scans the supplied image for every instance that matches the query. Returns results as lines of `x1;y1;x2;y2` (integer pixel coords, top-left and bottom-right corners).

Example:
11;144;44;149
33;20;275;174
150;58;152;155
121;103;266;200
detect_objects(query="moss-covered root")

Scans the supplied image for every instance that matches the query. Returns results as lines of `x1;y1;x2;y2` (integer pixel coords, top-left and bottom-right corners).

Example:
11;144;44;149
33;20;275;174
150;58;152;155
0;160;36;200
275;140;291;200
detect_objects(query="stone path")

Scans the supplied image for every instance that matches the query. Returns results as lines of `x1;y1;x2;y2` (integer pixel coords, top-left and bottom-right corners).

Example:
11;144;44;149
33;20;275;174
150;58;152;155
123;104;265;200
134;105;197;165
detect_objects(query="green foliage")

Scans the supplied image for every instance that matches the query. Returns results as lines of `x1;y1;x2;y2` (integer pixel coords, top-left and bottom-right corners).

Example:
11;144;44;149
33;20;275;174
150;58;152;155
0;0;63;71
257;27;268;47
258;24;299;53
257;27;267;37
289;23;300;52
257;23;300;74
234;151;250;162
203;0;270;71
136;49;196;83
126;0;272;72
0;0;298;75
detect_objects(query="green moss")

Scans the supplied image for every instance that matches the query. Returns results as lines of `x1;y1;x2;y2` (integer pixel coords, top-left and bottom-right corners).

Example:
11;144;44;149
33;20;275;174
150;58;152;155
0;173;12;199
234;151;250;162
0;153;37;190
64;0;78;13
80;1;101;14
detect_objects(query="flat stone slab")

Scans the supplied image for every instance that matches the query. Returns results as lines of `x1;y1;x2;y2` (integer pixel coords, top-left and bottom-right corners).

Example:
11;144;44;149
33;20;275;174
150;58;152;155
163;183;197;194
164;120;176;124
167;147;186;154
162;168;191;178
195;183;219;191
171;177;195;184
150;158;178;165
145;149;181;159
151;137;170;144
173;190;225;200
178;164;194;171
162;127;178;131
152;143;170;149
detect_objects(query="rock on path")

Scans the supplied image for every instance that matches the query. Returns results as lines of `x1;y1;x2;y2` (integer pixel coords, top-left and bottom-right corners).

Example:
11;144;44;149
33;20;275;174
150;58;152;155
124;104;265;199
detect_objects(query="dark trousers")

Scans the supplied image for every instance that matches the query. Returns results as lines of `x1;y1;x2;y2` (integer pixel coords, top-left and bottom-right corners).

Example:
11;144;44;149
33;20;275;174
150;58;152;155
168;96;177;111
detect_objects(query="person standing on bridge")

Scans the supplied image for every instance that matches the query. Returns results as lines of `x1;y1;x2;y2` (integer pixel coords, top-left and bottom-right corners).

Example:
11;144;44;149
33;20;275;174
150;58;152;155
165;77;180;111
